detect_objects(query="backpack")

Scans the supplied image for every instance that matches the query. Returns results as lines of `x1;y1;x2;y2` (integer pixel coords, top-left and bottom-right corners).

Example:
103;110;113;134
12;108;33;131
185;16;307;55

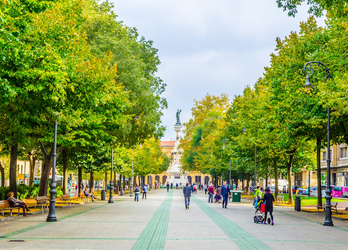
135;187;139;193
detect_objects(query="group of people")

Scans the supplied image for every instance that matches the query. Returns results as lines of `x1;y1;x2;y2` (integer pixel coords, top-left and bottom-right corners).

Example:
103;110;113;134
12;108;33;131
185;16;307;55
133;184;148;202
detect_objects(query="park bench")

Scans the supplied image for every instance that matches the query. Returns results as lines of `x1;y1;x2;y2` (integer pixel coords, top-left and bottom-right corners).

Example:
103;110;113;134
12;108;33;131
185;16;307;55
276;196;284;204
316;205;325;213
61;194;77;205
35;196;49;211
0;200;21;217
323;201;339;214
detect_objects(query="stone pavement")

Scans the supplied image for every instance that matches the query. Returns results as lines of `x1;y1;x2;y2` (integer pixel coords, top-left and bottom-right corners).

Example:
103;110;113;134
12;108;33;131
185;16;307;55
1;189;348;250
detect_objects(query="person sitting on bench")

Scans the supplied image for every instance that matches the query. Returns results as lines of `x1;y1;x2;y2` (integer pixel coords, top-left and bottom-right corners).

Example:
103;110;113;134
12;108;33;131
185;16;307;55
7;192;31;216
84;188;95;202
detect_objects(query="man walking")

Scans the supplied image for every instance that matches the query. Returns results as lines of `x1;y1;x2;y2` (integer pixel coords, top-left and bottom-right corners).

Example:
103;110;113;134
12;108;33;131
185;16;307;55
221;182;231;208
166;182;170;192
208;184;214;203
183;183;191;209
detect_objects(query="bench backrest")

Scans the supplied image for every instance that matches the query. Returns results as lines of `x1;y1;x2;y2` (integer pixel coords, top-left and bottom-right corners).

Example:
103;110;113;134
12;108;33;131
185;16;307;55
0;200;10;208
62;194;70;199
80;193;85;197
36;196;48;202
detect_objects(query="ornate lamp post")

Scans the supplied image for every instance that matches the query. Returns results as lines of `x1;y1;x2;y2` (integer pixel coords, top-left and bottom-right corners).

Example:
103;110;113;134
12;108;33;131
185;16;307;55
108;149;114;203
303;61;333;226
47;121;58;222
222;139;232;188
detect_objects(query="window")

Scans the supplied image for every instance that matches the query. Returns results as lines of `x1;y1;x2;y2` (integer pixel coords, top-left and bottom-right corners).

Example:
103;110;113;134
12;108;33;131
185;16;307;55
322;150;332;161
340;147;348;158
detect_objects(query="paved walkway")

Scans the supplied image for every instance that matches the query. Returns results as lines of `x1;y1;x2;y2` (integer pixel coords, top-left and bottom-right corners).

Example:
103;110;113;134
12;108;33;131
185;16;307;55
1;189;348;249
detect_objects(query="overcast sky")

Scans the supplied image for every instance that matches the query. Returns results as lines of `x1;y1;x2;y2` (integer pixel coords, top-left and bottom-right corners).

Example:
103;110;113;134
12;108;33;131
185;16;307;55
110;0;325;141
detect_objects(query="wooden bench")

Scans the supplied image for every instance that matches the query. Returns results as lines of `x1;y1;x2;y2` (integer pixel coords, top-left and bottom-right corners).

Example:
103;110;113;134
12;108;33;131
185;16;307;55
276;196;284;204
323;201;338;214
35;196;49;210
316;205;325;213
61;194;76;205
0;200;21;217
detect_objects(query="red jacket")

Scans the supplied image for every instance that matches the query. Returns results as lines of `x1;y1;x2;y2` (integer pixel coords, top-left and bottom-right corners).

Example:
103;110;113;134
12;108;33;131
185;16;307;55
208;186;214;194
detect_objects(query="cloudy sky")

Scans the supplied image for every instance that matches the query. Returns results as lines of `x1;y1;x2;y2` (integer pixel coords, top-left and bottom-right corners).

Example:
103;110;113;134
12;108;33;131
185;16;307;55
110;0;325;141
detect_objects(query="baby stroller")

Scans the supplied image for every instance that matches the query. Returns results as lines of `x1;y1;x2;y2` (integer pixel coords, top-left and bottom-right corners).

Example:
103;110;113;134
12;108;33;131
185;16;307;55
253;197;271;224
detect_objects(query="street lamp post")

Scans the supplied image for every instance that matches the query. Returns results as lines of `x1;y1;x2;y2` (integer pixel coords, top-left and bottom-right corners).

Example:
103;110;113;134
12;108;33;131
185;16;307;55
47;121;58;222
130;155;134;197
303;61;333;226
222;139;232;188
108;149;114;203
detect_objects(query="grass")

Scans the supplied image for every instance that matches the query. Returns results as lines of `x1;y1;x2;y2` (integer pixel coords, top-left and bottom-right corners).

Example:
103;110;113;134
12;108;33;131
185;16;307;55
276;194;346;206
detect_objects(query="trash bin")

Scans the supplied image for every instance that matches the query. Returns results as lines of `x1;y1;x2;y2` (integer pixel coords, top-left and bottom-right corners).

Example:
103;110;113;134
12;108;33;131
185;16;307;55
295;196;301;211
101;190;106;200
232;191;242;202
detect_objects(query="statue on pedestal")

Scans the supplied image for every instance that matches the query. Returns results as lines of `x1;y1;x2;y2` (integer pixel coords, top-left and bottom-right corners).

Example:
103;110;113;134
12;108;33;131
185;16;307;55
176;109;182;125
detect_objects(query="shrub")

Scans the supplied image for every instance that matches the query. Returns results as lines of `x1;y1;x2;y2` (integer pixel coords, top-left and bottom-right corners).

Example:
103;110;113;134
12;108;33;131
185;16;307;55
0;186;9;200
17;184;30;200
28;184;40;198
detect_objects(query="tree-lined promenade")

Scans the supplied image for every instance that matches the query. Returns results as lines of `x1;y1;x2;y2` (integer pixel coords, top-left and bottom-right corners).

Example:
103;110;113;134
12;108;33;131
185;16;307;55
0;0;169;200
180;3;348;205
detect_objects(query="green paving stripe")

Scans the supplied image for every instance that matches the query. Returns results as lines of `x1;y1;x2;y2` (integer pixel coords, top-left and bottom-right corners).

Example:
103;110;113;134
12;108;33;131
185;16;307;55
0;203;110;239
192;196;271;250
132;191;173;250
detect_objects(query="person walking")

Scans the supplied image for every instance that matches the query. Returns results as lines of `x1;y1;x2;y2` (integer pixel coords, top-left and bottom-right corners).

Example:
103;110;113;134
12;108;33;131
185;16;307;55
171;183;173;189
204;184;208;195
166;182;170;192
254;186;262;205
134;184;140;202
142;184;147;199
221;182;231;208
262;187;275;225
208;184;214;203
215;186;222;203
183;183;191;209
176;183;178;189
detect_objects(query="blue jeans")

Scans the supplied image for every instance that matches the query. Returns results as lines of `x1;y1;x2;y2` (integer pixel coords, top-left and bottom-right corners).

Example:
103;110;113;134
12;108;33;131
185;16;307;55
134;193;139;201
222;195;228;207
185;196;190;208
208;193;213;203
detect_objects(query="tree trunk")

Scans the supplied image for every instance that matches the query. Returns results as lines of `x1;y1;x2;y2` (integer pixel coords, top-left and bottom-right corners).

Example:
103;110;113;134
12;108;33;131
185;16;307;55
287;153;295;204
28;151;36;186
62;148;68;194
242;178;244;190
113;171;116;188
89;172;94;193
274;159;278;200
104;169;107;190
10;144;18;198
246;173;250;195
78;167;82;197
317;137;322;207
123;175;126;189
0;162;5;187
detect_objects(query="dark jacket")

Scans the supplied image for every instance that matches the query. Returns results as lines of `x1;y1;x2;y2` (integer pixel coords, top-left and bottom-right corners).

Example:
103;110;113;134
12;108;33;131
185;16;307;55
221;185;231;196
262;192;275;212
7;196;21;207
183;186;191;197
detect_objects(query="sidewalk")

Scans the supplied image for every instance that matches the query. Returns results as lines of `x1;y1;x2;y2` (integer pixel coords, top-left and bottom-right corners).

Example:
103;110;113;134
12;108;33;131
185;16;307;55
0;189;347;249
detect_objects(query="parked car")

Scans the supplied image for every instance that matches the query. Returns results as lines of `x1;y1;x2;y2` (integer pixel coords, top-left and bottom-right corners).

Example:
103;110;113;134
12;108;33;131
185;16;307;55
270;186;281;193
340;186;348;198
310;185;327;197
297;188;309;195
292;185;298;194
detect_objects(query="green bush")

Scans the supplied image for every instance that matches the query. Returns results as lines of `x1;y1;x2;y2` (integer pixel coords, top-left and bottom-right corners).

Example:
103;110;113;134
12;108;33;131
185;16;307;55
0;186;9;200
28;184;40;198
17;184;30;200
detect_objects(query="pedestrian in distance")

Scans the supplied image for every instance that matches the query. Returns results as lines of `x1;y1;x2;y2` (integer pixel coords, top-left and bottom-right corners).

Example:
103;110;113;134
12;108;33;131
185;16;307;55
142;184;148;199
221;182;231;208
134;184;140;202
208;184;214;203
204;184;208;195
176;183;178;189
166;182;170;192
183;183;191;209
262;187;275;225
254;186;262;205
171;182;173;189
215;186;222;203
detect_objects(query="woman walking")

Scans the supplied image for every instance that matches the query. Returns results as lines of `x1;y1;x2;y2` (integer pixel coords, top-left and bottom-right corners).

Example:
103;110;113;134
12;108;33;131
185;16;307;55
262;187;275;225
142;184;148;199
134;184;140;202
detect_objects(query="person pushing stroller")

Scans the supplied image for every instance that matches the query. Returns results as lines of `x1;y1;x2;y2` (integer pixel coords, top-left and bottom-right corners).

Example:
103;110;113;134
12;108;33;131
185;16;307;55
262;187;275;225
